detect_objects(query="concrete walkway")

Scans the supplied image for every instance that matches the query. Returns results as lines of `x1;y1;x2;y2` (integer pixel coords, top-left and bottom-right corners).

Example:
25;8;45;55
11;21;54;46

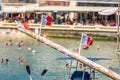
0;22;118;38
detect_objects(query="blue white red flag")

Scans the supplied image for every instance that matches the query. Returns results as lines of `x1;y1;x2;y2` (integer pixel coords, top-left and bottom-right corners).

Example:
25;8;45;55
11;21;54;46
81;33;93;46
15;20;29;29
22;22;29;29
41;15;52;26
41;15;47;26
15;20;24;28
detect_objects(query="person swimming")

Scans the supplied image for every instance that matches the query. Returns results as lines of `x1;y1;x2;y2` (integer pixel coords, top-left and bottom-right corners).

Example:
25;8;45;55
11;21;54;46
27;46;31;51
4;42;9;46
8;39;13;46
82;45;89;50
19;40;24;46
6;59;10;64
18;44;22;50
19;57;24;65
4;39;13;46
65;63;69;69
0;58;4;63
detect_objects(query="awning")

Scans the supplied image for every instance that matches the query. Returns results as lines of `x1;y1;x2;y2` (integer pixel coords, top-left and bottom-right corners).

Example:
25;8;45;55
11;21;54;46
2;6;26;13
2;5;116;13
2;5;35;13
98;7;118;15
34;6;114;12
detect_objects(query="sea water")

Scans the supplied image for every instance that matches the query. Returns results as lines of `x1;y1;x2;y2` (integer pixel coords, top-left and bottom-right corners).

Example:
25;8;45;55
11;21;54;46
0;29;119;80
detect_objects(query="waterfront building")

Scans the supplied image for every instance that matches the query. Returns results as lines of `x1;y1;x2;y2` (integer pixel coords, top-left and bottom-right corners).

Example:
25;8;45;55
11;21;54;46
1;0;119;26
0;0;2;11
2;0;118;6
2;0;35;3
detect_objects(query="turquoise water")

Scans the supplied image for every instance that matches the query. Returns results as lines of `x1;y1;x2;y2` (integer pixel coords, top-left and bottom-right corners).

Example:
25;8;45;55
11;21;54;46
0;29;119;80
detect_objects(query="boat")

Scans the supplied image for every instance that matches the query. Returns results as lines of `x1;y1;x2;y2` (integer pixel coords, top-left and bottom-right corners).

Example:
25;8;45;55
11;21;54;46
56;57;112;80
71;71;90;80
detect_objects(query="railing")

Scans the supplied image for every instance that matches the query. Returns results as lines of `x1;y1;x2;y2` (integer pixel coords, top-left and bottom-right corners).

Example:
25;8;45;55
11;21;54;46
0;22;118;32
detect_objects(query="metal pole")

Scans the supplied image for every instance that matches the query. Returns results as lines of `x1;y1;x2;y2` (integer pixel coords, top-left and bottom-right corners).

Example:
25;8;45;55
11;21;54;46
117;0;120;51
76;33;83;70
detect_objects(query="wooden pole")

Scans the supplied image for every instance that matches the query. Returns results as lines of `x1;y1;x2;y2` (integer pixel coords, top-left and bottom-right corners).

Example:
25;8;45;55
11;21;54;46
18;28;120;80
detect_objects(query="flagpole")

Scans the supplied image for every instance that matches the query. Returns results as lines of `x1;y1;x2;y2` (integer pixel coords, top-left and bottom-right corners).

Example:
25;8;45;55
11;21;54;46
39;14;43;36
78;33;84;55
76;33;83;70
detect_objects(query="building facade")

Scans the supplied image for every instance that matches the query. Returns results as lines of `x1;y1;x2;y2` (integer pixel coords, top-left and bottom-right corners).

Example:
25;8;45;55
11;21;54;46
2;0;69;6
2;0;119;7
72;0;118;4
45;0;69;6
0;0;2;11
2;0;35;3
2;0;118;22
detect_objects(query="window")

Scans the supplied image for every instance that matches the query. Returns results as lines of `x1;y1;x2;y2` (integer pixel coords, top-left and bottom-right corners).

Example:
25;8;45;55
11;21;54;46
78;2;117;7
0;0;2;11
73;0;118;4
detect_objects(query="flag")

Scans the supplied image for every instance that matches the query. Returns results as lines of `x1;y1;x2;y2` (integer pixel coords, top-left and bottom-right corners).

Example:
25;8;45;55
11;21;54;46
81;33;93;47
22;22;29;29
41;15;52;26
46;16;52;26
15;20;29;29
15;20;24;28
41;15;47;26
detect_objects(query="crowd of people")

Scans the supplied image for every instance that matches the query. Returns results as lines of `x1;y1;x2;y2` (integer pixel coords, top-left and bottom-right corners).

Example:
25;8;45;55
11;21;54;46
0;12;117;27
0;57;23;65
1;39;34;65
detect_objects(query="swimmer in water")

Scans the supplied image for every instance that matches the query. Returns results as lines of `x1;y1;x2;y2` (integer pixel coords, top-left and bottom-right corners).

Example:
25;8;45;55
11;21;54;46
0;58;4;63
6;59;10;64
82;45;89;50
79;63;83;69
8;39;13;46
18;44;22;50
65;63;69;69
19;40;24;46
4;42;8;46
19;57;24;65
27;46;31;51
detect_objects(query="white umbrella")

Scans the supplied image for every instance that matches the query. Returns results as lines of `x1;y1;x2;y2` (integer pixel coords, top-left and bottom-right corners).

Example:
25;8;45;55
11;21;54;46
2;6;26;13
98;7;118;15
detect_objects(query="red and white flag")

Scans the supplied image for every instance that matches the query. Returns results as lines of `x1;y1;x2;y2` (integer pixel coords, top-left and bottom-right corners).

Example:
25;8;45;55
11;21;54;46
41;15;52;26
22;22;29;29
15;20;29;29
81;33;93;47
15;20;24;28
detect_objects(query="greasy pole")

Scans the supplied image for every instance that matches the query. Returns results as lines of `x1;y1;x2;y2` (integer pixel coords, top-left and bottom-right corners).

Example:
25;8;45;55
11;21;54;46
18;28;120;80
